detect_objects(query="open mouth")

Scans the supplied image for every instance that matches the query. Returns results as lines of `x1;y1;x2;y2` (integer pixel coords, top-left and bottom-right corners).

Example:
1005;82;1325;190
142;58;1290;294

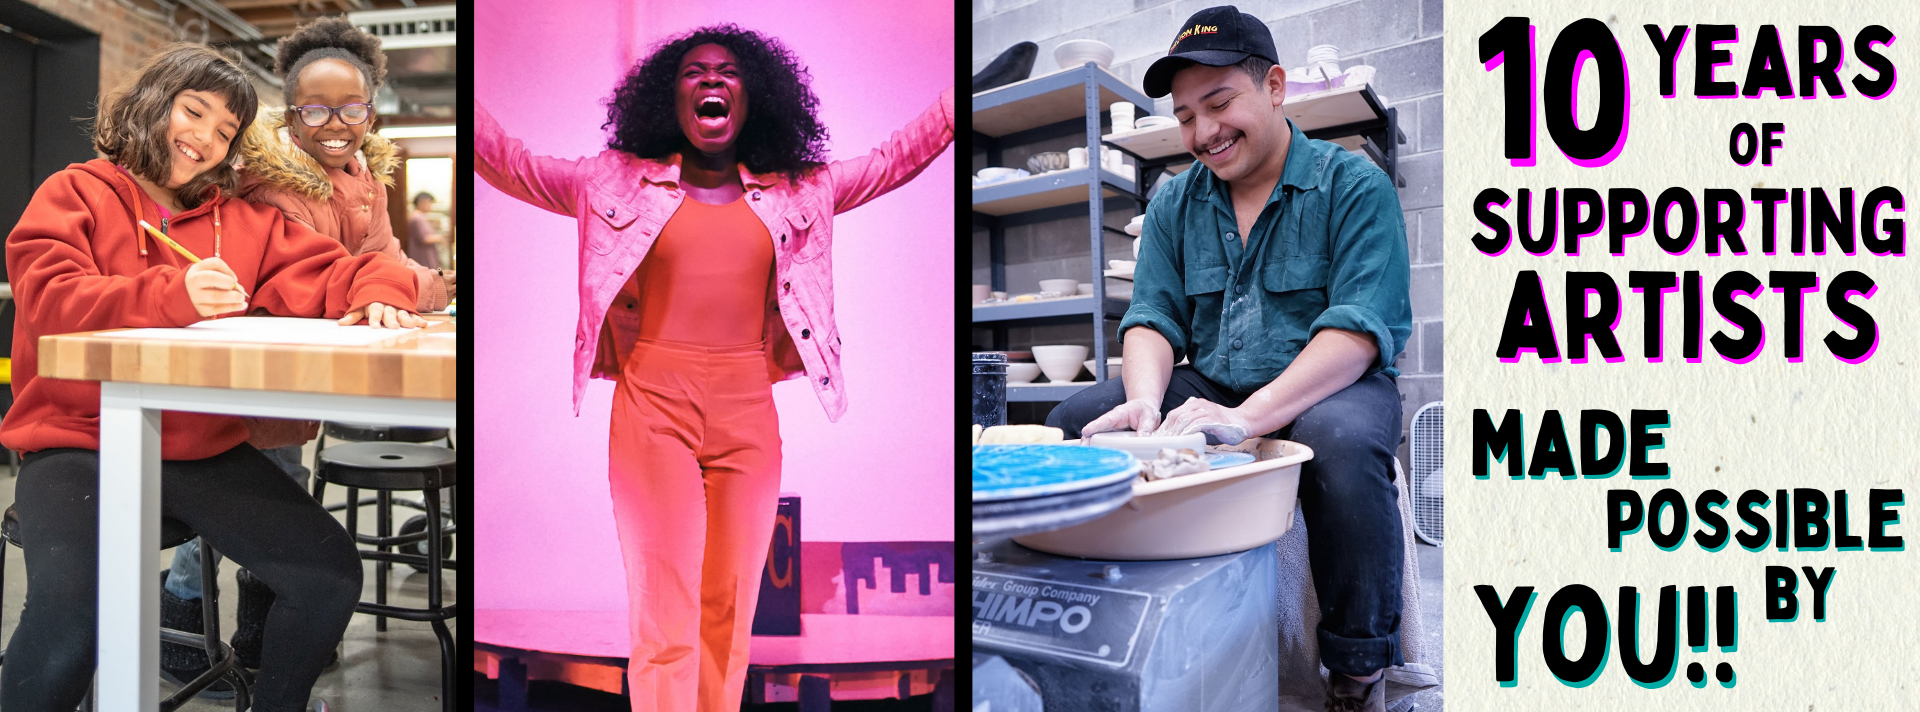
175;140;204;163
316;138;353;155
694;95;730;122
1204;136;1237;157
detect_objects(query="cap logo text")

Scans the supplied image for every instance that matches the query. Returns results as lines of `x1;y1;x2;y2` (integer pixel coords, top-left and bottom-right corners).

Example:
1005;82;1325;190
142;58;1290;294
1170;24;1220;51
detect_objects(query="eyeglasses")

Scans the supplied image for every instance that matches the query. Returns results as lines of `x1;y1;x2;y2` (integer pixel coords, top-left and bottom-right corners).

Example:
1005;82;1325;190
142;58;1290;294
289;102;374;128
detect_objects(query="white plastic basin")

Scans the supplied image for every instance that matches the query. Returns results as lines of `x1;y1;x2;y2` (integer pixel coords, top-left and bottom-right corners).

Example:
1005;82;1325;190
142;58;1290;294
1014;438;1312;560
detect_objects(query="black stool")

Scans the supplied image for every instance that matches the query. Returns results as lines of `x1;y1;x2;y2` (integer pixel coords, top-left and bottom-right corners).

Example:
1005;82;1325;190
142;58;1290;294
313;423;457;573
0;505;250;711
314;442;457;712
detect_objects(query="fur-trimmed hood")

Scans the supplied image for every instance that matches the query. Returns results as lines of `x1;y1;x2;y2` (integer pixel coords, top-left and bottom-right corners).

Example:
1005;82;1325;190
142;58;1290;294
238;107;397;202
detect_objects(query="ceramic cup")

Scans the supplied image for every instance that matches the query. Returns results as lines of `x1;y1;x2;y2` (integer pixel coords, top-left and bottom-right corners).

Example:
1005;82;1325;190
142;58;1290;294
1067;147;1088;169
972;284;991;304
1110;101;1135;132
992;291;1007;300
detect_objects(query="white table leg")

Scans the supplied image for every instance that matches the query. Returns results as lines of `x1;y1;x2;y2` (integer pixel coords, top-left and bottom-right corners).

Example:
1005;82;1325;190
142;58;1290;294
98;383;161;711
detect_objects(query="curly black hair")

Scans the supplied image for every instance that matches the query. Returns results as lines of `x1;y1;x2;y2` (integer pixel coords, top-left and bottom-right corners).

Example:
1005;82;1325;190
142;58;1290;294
275;16;388;106
604;24;828;178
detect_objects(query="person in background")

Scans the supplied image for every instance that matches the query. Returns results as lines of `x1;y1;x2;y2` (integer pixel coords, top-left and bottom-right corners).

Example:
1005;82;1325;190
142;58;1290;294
0;42;420;712
407;191;445;270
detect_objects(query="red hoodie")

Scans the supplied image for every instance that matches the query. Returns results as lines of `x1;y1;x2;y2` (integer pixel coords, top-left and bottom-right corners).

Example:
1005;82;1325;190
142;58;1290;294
2;159;417;460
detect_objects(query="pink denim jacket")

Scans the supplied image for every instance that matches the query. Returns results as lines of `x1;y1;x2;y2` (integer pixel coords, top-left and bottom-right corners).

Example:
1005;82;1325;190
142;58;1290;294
476;87;955;421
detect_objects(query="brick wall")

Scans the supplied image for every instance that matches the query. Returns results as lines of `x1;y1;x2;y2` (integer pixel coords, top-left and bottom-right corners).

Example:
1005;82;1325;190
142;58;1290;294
973;0;1443;462
23;0;278;121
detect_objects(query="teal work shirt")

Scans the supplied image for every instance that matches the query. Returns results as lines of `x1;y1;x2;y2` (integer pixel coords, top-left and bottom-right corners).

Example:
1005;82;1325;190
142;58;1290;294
1118;118;1412;395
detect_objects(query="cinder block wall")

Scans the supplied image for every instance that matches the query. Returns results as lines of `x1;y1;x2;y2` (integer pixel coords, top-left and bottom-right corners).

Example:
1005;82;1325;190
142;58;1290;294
972;0;1443;463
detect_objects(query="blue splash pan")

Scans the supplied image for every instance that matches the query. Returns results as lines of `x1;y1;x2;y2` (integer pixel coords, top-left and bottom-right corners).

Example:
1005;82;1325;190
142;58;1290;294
971;445;1140;502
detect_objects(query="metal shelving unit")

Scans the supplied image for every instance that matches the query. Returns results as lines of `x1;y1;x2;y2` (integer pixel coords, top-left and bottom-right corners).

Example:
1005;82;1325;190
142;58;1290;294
972;64;1151;403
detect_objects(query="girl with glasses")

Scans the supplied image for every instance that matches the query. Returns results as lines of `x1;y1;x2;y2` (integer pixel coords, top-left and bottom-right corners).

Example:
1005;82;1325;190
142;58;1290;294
237;16;453;315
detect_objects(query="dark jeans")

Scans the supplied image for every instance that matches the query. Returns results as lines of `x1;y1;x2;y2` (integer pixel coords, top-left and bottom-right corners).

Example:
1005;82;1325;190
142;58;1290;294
0;445;362;712
1046;366;1406;676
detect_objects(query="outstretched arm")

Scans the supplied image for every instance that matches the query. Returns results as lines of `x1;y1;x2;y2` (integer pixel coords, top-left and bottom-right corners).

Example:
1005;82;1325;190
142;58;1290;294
826;86;955;214
475;101;589;218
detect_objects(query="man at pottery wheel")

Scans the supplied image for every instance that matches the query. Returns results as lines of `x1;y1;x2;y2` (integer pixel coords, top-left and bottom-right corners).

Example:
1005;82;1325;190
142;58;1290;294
1044;6;1411;711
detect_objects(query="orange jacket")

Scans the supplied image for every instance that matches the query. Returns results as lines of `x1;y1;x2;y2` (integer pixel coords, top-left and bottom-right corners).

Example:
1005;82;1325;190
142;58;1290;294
2;159;417;460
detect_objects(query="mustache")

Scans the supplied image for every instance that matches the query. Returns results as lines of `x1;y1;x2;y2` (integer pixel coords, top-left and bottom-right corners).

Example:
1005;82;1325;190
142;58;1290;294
1191;130;1243;158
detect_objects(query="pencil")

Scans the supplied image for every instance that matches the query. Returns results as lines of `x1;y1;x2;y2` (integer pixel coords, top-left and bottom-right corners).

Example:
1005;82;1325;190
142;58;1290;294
138;220;199;263
140;220;247;300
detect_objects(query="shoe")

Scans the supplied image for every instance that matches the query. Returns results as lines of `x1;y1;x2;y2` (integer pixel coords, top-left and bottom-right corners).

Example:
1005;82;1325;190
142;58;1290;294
972;42;1038;93
158;571;236;700
1326;672;1386;712
1383;663;1439;707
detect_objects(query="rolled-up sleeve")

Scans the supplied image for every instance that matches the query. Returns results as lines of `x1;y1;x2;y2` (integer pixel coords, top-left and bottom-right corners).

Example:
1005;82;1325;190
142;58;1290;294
475;101;586;218
1117;195;1193;361
1308;168;1411;374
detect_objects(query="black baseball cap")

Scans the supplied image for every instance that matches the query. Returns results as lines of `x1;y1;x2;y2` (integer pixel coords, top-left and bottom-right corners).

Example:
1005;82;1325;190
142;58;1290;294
1142;5;1278;98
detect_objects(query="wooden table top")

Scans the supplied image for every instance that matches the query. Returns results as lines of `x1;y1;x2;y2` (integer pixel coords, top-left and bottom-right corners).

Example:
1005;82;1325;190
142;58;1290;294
38;314;456;400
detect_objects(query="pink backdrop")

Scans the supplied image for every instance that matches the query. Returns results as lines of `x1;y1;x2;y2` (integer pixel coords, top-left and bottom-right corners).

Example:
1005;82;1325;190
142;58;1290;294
474;0;954;613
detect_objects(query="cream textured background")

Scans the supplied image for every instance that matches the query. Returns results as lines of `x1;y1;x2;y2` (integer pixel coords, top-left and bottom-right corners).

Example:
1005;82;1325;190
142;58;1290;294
1446;3;1920;709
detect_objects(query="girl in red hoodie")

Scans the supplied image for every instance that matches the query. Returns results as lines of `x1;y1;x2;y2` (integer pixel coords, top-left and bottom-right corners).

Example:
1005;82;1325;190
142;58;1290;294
0;44;421;712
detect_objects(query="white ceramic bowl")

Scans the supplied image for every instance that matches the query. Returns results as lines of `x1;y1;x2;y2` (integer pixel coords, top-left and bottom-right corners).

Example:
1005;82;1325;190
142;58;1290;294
1054;39;1115;70
1081;356;1122;379
1038;278;1078;295
1005;362;1042;383
1133;115;1177;130
1030;344;1089;382
976;167;1022;181
1015;438;1313;560
1077;282;1095;295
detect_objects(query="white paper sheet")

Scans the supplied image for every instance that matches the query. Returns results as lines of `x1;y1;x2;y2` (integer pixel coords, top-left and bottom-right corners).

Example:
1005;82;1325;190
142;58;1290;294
97;317;421;346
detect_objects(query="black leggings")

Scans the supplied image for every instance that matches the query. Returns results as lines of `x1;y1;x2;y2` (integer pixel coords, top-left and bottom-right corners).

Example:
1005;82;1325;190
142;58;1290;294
0;445;362;712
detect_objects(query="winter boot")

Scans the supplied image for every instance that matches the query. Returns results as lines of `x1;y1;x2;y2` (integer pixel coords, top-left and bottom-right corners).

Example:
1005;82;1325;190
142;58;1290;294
231;566;274;670
158;570;235;699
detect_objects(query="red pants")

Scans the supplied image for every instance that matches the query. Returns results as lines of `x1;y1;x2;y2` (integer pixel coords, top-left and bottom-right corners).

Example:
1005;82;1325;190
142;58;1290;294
609;338;782;712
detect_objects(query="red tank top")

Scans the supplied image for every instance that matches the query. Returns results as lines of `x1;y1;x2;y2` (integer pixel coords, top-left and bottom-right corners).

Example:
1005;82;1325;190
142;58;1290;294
620;196;773;346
